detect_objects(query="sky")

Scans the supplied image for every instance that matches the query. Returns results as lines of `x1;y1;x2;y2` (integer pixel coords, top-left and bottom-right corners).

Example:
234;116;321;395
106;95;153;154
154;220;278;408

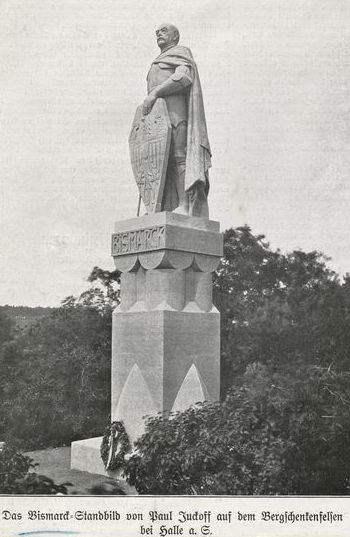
1;0;350;306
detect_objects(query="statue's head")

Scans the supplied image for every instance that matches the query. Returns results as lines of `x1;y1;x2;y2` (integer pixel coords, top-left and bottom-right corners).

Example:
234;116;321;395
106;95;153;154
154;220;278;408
155;23;179;51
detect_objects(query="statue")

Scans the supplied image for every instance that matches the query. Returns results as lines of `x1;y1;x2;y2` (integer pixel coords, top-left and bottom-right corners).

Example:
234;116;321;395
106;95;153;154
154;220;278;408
71;27;220;471
140;23;211;218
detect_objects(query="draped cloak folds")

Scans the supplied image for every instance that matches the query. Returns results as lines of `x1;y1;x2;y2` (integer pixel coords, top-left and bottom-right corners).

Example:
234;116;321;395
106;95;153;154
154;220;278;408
151;45;212;193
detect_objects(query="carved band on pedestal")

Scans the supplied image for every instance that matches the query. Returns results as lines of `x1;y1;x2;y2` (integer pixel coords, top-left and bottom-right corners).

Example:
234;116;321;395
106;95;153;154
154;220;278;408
112;250;220;273
111;214;223;314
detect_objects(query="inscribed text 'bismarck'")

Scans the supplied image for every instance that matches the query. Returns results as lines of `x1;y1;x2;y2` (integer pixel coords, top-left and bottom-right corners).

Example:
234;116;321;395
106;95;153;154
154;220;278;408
111;226;165;256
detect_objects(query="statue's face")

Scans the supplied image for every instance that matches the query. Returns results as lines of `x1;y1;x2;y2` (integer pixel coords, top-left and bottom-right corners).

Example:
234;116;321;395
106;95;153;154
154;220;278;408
155;24;178;51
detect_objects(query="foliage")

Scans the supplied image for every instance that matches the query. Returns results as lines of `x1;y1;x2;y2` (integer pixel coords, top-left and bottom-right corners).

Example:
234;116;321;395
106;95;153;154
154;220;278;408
0;446;71;494
214;226;349;395
0;310;15;345
14;473;72;495
0;307;111;449
0;445;34;493
62;266;120;313
124;364;350;495
0;305;56;332
0;267;119;450
88;481;125;495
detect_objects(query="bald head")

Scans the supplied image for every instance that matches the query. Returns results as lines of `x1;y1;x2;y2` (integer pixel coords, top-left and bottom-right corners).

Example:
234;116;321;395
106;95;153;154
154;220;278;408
155;23;180;51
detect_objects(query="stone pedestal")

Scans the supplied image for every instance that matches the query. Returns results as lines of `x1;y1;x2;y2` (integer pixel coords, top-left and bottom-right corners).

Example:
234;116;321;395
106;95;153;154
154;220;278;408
71;212;222;472
111;212;222;443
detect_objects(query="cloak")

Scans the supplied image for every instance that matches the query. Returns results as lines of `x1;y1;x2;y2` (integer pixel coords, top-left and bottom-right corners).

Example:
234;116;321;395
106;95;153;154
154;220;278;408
152;45;211;193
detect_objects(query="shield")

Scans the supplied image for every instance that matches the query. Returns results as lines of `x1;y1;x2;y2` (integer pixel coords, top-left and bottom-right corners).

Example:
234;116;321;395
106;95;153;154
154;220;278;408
129;98;171;213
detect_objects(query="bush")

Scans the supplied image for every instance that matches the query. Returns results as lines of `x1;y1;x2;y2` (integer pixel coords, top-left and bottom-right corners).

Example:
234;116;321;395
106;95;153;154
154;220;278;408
0;445;71;494
0;446;34;493
124;364;350;495
14;473;72;495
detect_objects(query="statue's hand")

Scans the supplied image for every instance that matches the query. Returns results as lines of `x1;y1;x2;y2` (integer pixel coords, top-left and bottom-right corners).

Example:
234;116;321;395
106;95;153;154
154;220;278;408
142;92;157;115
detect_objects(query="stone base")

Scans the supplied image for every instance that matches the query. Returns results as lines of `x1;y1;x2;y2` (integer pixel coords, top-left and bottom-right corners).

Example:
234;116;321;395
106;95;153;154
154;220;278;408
71;212;223;472
109;212;223;445
70;436;119;478
112;309;220;444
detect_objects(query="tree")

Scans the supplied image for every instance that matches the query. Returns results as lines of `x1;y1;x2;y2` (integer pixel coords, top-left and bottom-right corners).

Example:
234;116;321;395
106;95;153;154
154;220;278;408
61;265;120;313
0;310;15;346
0;267;120;449
124;363;350;495
214;226;349;395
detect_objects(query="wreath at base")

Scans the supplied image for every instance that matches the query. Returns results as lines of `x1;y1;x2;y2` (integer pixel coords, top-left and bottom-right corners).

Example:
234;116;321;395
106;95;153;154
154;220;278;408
100;421;131;471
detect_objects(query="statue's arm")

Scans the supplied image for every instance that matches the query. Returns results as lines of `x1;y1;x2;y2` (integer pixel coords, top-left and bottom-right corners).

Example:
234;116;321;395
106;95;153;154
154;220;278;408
155;65;192;97
143;65;192;115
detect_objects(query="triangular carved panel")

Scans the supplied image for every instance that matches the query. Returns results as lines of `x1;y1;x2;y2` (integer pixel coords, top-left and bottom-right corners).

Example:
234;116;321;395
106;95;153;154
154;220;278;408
171;364;209;413
114;364;158;443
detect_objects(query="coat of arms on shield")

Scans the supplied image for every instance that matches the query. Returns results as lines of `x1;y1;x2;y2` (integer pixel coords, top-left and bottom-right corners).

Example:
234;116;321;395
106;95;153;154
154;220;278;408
129;98;171;213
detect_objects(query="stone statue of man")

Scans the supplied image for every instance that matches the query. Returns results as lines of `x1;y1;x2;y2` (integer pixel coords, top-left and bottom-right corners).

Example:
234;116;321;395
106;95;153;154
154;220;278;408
143;23;211;218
